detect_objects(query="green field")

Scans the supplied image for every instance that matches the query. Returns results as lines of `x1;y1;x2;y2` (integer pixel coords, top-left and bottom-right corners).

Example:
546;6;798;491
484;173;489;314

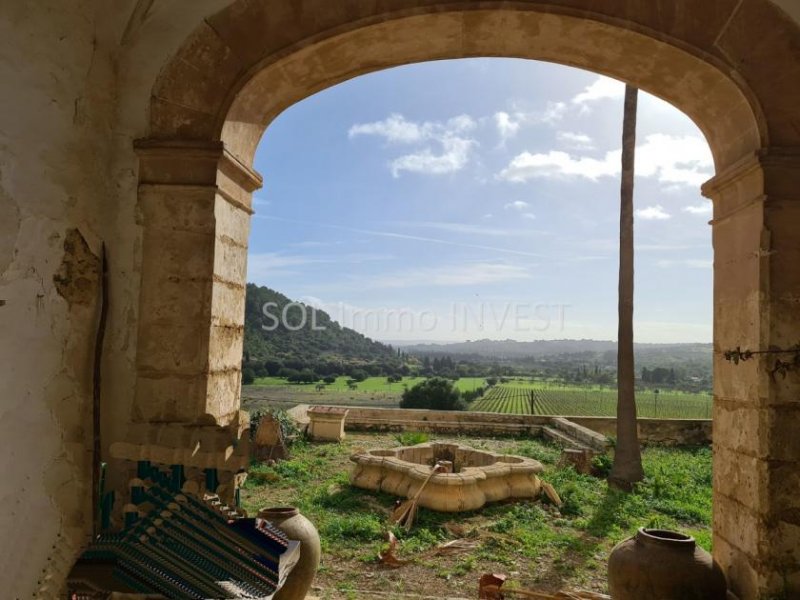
470;383;712;419
243;376;488;413
245;376;712;419
251;375;487;394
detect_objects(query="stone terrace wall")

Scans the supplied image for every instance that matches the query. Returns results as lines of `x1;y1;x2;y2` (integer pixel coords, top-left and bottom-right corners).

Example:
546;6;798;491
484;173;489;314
321;406;712;445
568;417;712;446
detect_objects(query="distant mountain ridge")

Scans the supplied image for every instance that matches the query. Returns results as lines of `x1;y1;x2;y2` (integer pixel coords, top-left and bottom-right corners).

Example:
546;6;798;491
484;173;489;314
242;284;711;381
243;283;396;363
399;338;712;358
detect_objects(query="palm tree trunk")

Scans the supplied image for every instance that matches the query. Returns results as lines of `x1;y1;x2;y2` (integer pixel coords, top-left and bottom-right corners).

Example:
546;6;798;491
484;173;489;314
609;84;644;490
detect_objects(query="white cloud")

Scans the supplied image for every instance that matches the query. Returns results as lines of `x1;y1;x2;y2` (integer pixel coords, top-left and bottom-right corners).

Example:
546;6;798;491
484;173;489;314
682;203;712;215
492;102;567;142
494;111;521;140
499;150;617;182
504;200;530;211
482;213;493;219
656;259;712;269
349;113;478;177
557;131;594;150
636;134;712;186
498;134;712;187
636;205;671;220
365;262;531;289
390;136;475;177
348;113;426;143
522;212;536;220
541;102;568;124
572;76;625;105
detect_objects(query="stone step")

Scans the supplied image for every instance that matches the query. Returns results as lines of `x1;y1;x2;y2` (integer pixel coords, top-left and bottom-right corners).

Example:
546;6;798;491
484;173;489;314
550;417;610;452
541;426;593;451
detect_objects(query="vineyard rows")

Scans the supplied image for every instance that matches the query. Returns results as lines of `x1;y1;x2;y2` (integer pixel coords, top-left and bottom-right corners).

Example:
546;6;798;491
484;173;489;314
470;385;712;419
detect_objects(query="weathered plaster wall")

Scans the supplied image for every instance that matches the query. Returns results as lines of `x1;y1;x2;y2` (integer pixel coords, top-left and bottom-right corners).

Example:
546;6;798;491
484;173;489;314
0;4;117;596
0;2;231;597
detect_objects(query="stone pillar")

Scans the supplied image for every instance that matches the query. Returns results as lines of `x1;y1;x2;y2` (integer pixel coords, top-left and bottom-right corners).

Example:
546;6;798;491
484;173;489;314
133;140;261;426
104;140;262;512
703;148;800;599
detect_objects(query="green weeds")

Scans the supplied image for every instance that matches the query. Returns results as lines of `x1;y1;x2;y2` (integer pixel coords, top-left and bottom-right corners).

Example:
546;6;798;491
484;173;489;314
241;434;712;595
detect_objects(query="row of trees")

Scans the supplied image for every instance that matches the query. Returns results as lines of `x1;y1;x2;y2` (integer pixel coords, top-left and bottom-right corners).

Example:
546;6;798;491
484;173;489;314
641;367;678;384
241;358;410;382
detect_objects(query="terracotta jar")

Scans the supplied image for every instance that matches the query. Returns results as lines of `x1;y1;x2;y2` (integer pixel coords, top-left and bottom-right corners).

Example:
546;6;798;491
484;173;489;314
608;528;727;599
259;507;321;600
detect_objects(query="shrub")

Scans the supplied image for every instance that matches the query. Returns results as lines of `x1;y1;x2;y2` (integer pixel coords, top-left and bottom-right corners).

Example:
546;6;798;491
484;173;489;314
400;377;466;411
264;359;284;376
462;386;485;403
242;367;256;385
591;453;613;478
394;431;430;446
323;375;337;384
349;369;368;382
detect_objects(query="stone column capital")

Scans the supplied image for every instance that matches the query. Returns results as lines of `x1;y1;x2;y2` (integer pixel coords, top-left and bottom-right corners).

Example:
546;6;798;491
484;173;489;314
702;147;800;197
134;138;263;193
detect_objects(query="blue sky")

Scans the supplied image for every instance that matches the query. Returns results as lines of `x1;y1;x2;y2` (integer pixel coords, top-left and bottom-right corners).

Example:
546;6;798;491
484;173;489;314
247;58;713;344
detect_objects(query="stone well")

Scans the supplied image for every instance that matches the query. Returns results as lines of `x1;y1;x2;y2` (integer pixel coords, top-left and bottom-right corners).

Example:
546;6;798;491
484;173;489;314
349;442;544;512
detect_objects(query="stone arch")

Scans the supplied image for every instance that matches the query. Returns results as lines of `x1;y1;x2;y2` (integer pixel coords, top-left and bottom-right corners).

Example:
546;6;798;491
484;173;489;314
132;3;800;598
149;2;795;170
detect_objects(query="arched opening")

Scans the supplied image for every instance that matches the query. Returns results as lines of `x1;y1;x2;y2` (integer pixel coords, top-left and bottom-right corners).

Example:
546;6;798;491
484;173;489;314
244;57;715;350
137;4;760;423
125;4;800;598
233;57;717;595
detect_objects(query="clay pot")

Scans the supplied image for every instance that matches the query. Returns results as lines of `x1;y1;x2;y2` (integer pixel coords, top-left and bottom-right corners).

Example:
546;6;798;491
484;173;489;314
259;506;321;600
608;528;727;599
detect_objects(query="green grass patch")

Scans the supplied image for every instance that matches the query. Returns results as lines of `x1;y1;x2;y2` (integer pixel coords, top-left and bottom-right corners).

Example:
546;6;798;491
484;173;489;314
241;433;712;596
